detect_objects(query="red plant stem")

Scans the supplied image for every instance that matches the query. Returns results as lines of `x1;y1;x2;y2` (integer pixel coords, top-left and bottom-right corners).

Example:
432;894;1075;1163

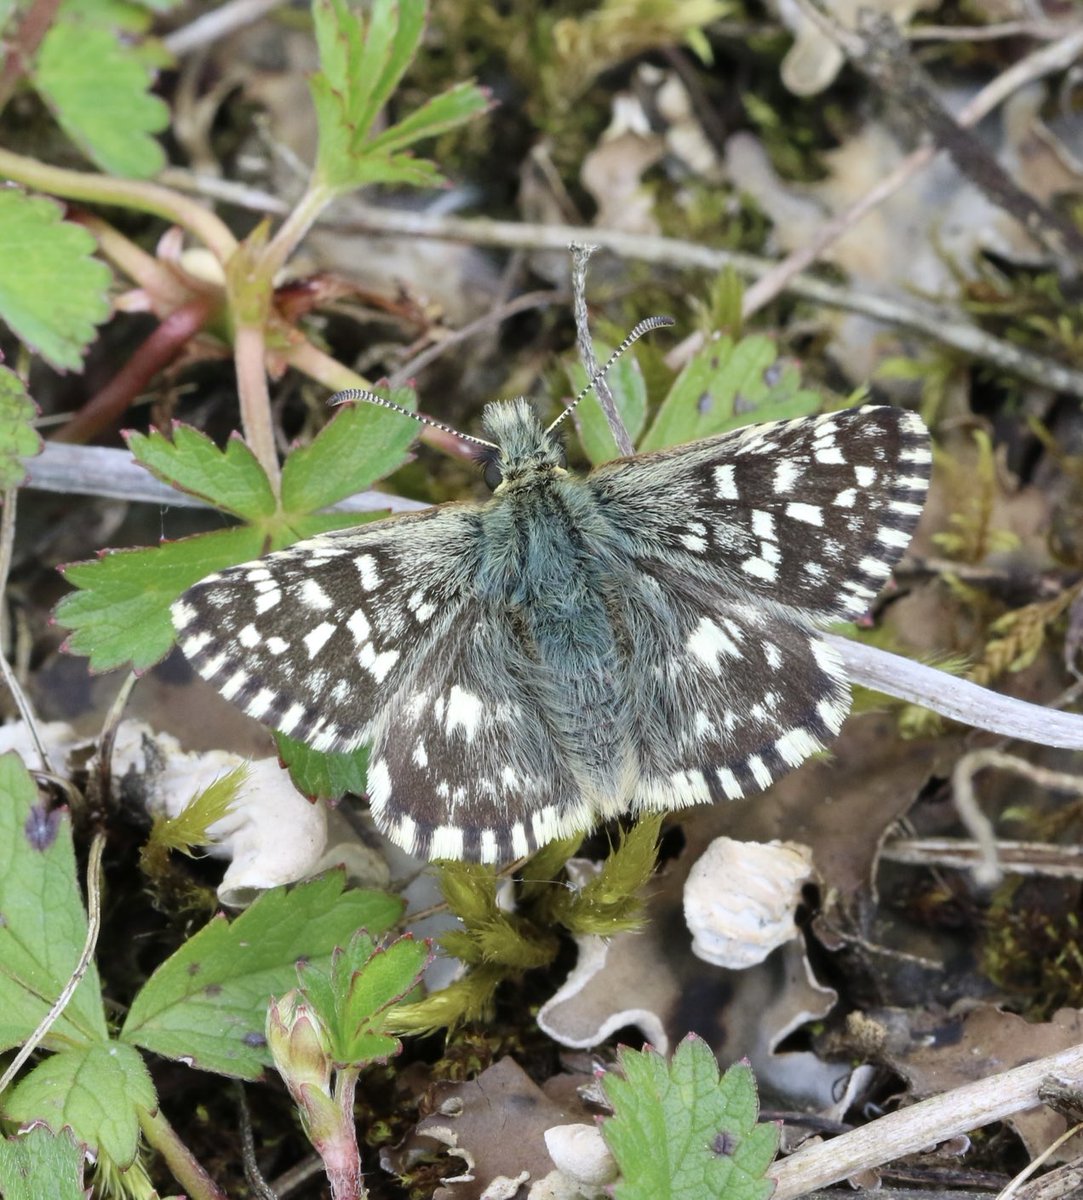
139;1106;228;1200
52;297;213;444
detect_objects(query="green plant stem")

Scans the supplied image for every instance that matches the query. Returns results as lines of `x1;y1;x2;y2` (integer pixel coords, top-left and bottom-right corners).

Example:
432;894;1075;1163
259;180;336;284
234;324;280;489
139;1106;228;1200
0;147;238;263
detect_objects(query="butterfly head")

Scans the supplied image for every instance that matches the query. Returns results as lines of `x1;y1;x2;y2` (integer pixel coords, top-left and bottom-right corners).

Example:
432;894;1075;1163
478;397;567;491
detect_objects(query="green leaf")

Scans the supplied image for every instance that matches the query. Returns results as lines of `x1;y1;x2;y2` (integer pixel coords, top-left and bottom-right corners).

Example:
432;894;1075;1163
310;0;487;195
0;190;111;371
638;334;820;452
566;343;648;465
0;1126;85;1200
365;82;493;155
280;386;419;514
127;425;276;520
56;526;266;672
3;1041;155;1169
119;873;403;1079
601;1036;779;1200
298;931;429;1068
282;511;388;542
0;366;41;488
0;753;108;1052
34;21;169;177
274;733;369;801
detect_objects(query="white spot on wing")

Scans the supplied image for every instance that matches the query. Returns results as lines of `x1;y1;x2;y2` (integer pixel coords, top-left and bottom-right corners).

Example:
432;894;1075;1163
773;459;800;493
300;579;333;611
714;464;738;500
303;621;336;658
354;554;381;590
687;617;740;670
445;685;483;740
786;502;823;526
855;465;877;487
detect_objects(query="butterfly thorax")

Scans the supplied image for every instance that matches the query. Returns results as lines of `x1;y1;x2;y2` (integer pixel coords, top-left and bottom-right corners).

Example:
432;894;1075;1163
472;445;638;798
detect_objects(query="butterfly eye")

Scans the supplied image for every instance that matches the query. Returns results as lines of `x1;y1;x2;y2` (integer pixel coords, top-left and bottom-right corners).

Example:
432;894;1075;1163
483;459;504;490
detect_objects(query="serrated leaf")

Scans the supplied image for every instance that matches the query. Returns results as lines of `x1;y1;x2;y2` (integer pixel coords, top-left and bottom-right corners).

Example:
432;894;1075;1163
298;931;428;1067
3;1041;155;1168
566;343;648;465
0;366;41;487
128;425;276;520
0;753;108;1052
0;1126;85;1200
310;0;487;195
119;873;403;1079
56;526;267;672
0;190;111;371
280;386;419;514
638;334;820;452
35;21;169;177
601;1036;779;1200
149;764;248;857
275;733;369;801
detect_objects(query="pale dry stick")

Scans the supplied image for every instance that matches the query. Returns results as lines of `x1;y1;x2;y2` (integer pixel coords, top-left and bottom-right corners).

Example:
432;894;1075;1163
826;635;1083;751
570;243;635;457
996;1118;1083;1200
21;443;428;514
951;749;1083;887
882;837;1083;880
908;20;1070;42
770;1040;1083;1199
155;170;1083;402
162;0;289;56
738;21;1083;320
0;830;105;1097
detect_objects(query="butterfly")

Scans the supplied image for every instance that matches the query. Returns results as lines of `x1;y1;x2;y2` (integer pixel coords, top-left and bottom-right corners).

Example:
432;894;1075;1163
171;337;930;864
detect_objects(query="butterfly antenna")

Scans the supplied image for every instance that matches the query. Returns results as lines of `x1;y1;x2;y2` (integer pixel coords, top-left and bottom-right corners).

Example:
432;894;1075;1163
327;388;498;450
546;314;675;434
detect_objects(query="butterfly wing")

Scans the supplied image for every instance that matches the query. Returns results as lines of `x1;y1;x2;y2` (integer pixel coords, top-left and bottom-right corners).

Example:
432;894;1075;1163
587;404;930;808
589;405;930;621
171;504;482;753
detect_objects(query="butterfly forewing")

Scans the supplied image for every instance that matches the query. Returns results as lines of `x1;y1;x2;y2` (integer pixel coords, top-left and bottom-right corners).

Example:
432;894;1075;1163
590;406;929;620
172;506;479;753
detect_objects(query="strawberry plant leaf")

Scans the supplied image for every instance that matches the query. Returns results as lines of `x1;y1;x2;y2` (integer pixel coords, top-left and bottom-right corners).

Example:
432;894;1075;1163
34;20;169;177
0;366;41;487
638;334;820;452
127;425;277;520
0;1126;85;1200
280;386;419;514
274;732;369;801
601;1035;779;1200
297;930;429;1067
4;1041;155;1169
0;189;111;371
120;873;403;1079
0;753;108;1052
56;526;267;672
310;0;487;195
